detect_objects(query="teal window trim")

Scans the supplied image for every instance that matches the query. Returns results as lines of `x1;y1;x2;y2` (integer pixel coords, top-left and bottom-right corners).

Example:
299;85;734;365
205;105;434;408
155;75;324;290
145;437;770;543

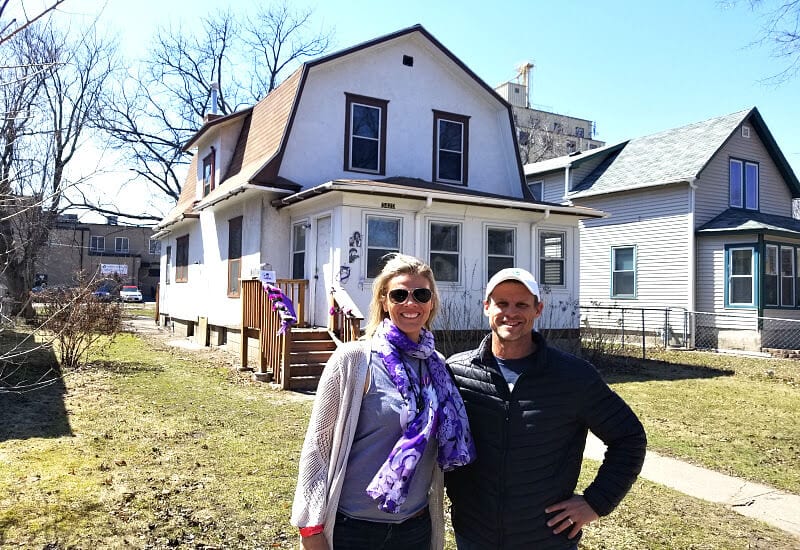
724;243;758;309
762;239;800;310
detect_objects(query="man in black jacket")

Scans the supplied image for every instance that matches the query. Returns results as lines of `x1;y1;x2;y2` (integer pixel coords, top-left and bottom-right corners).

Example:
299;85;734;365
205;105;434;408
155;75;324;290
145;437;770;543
445;268;647;549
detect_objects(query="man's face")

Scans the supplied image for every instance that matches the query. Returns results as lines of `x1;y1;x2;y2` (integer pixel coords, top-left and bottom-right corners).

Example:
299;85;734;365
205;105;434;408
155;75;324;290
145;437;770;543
484;281;544;344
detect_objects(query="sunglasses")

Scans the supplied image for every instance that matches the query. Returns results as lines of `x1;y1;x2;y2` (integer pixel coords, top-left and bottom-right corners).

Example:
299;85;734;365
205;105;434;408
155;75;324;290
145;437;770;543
387;287;433;304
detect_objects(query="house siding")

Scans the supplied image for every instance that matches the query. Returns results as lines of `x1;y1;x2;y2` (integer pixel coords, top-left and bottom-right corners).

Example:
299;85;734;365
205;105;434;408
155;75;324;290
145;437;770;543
279;36;521;198
575;185;690;338
695;122;793;226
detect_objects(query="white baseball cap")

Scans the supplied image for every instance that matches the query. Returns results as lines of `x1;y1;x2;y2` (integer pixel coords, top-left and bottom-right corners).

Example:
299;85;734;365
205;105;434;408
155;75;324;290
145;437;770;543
485;267;540;301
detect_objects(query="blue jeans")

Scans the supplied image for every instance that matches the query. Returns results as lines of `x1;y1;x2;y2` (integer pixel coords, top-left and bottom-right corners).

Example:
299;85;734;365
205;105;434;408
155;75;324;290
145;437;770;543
455;533;578;550
333;509;431;550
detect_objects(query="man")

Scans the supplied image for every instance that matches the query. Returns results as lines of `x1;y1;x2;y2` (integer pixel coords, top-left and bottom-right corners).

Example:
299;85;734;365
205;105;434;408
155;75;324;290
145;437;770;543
445;268;646;549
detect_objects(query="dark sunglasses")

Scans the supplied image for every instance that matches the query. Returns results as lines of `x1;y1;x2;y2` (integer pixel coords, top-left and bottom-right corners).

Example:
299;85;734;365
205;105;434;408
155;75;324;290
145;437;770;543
387;287;433;304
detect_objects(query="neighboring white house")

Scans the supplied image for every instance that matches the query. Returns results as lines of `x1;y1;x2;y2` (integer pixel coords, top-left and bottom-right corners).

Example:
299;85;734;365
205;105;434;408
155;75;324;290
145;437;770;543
524;107;800;351
153;25;604;351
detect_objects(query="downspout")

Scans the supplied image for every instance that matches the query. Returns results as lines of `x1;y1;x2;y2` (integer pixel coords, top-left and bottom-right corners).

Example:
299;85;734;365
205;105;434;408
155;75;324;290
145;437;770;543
687;177;697;348
414;194;433;257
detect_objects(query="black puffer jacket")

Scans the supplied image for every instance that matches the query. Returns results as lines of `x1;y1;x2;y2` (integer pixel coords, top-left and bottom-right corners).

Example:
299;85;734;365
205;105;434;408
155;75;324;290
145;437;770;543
445;332;646;549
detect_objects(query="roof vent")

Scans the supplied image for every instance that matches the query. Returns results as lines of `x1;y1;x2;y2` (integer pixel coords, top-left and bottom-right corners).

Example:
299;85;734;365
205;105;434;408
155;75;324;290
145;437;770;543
742;125;750;138
402;55;414;67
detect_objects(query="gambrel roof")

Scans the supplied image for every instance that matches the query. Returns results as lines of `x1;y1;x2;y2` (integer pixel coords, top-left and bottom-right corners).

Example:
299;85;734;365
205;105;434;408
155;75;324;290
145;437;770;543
524;107;800;200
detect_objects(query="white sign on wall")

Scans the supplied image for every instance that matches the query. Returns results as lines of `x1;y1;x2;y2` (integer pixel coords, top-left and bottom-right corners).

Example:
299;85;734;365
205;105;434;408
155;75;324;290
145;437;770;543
259;270;276;285
100;263;128;275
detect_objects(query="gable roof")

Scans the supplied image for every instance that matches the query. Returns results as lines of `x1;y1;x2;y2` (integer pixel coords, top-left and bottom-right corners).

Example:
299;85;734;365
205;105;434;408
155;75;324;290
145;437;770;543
697;208;800;238
566;107;800;199
524;141;626;177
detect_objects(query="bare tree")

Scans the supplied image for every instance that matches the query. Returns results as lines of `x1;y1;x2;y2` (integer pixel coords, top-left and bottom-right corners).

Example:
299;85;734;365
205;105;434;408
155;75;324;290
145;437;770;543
0;20;116;316
723;0;800;82
90;3;333;222
0;0;67;46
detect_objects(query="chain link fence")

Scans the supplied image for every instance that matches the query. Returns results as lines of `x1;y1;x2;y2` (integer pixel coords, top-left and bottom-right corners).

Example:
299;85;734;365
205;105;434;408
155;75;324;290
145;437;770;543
579;305;800;359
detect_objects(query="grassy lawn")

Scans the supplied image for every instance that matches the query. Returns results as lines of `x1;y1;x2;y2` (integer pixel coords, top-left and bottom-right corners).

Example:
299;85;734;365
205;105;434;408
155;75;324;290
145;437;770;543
1;327;799;548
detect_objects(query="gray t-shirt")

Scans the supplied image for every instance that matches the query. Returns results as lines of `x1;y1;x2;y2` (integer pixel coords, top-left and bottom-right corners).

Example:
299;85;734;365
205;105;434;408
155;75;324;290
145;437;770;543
337;350;437;522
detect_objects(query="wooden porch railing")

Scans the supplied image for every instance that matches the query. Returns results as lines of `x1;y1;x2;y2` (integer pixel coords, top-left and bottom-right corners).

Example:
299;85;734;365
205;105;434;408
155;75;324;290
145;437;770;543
240;278;308;388
329;285;365;343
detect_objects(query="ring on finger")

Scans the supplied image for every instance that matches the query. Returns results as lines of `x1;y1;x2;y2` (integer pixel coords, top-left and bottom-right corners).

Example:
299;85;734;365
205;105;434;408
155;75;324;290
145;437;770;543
567;518;574;525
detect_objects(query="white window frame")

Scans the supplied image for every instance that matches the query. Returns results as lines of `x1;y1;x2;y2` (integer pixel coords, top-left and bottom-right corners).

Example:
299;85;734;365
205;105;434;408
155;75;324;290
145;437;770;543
538;230;566;287
726;246;755;307
115;237;129;253
781;246;795;307
148;239;161;255
765;244;779;307
90;235;104;252
486;226;516;282
428;220;461;284
365;214;402;279
291;222;308;279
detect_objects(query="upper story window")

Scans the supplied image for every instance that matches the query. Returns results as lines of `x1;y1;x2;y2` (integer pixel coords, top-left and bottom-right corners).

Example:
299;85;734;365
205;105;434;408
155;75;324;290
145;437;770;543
539;231;565;287
344;93;387;175
575;126;585;138
227;216;242;297
292;223;308;279
149;239;161;255
487;227;515;281
115;237;129;253
203;148;216;197
529;180;543;201
366;215;401;278
429;221;460;283
433;110;469;185
729;158;758;210
90;235;104;252
175;235;189;283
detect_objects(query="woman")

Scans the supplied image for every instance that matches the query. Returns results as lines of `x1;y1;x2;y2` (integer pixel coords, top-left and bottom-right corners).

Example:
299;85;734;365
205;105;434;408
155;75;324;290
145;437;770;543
291;254;475;550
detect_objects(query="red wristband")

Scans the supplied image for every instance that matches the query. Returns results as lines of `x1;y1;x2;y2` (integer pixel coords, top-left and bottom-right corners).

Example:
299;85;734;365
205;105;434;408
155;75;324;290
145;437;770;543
299;525;324;537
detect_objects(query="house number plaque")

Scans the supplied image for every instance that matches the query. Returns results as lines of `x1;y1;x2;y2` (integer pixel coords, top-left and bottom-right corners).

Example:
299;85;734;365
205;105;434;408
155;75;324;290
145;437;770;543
381;202;395;209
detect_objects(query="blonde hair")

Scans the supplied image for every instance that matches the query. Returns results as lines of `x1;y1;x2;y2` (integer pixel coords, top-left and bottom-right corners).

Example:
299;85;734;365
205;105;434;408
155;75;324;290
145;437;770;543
364;253;440;338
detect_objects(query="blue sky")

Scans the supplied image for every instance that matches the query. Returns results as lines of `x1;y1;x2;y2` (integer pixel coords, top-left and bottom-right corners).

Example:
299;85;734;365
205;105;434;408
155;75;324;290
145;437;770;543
23;0;800;184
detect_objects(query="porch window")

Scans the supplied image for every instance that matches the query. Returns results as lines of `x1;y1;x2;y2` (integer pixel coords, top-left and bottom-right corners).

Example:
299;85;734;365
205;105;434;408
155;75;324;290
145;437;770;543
227;216;242;297
345;93;387;174
781;246;795;307
433;110;469;184
429;221;460;283
292;223;307;279
165;245;171;285
729;158;758;210
726;246;755;307
366;215;400;278
115;237;129;253
539;231;565;286
764;244;778;306
90;235;104;252
203;149;216;197
611;246;636;298
175;235;189;283
487;227;515;280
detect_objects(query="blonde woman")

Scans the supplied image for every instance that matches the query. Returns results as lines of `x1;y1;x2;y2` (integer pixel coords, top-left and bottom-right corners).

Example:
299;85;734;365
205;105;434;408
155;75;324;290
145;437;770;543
291;254;475;549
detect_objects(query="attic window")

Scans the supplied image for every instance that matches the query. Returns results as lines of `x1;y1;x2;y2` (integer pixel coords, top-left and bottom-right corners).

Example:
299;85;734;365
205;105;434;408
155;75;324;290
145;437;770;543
742;126;751;138
402;55;414;67
202;148;216;197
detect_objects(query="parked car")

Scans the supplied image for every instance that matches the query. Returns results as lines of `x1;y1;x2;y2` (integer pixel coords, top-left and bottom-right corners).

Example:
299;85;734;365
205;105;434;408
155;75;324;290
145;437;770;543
91;288;113;302
119;285;143;303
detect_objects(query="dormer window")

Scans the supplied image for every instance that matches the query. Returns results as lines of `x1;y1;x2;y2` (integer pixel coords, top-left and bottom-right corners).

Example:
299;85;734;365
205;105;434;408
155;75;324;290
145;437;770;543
433;110;469;185
202;148;216;197
344;93;387;175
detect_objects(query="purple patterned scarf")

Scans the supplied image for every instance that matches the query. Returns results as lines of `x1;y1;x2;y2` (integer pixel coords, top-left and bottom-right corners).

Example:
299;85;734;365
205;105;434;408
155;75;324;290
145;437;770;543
366;318;476;513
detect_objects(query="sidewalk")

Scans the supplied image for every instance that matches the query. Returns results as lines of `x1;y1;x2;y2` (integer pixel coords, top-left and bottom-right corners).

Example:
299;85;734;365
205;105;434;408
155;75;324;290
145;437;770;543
584;433;800;538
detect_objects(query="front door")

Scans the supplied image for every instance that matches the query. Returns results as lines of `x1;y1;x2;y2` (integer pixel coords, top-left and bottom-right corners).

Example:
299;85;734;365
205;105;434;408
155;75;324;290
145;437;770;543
313;216;332;327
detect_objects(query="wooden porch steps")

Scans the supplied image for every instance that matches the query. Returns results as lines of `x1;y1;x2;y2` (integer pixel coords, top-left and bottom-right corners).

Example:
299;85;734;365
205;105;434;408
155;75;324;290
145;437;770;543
287;328;336;390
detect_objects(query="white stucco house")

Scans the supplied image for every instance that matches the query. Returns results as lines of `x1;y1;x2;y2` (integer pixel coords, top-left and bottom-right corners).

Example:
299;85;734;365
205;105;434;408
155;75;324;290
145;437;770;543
525;107;800;351
153;24;603;359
